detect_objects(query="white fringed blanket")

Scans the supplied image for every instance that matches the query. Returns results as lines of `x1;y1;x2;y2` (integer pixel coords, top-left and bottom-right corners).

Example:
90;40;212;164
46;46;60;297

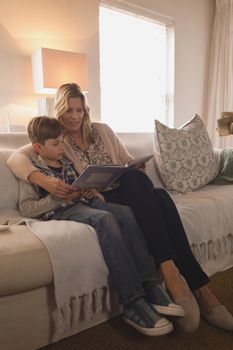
25;219;110;340
172;184;233;276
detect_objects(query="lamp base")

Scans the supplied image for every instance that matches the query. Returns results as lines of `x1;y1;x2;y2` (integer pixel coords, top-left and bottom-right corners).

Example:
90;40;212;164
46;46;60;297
37;97;54;117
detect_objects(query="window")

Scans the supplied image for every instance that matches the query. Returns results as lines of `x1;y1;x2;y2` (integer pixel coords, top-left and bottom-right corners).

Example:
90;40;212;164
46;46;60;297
99;1;174;132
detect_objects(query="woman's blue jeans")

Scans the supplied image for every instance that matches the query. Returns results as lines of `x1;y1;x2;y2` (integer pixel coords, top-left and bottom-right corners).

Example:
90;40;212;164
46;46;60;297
54;197;161;305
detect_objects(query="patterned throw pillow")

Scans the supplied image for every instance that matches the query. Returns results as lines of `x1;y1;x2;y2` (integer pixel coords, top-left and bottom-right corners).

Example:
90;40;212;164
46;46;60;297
153;114;218;193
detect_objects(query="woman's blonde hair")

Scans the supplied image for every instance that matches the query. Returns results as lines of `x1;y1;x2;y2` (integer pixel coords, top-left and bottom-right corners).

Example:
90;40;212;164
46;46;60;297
53;83;93;142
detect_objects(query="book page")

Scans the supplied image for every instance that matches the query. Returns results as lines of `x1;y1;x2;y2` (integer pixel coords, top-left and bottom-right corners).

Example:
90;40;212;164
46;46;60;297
72;165;126;189
127;154;154;168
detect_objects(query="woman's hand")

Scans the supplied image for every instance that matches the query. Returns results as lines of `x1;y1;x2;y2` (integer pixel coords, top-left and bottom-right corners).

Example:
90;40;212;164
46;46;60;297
29;171;74;198
138;162;146;172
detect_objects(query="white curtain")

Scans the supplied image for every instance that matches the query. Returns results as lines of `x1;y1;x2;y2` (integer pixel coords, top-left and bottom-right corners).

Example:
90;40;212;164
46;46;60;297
206;0;233;148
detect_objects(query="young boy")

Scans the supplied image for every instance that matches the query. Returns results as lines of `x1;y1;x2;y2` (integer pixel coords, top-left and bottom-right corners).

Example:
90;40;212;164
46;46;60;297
19;116;184;336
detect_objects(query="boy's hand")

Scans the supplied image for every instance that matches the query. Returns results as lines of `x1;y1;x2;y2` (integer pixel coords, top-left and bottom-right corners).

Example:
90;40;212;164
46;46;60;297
47;177;74;198
90;189;105;201
64;188;83;202
64;188;95;202
29;172;74;198
80;189;94;199
65;188;105;202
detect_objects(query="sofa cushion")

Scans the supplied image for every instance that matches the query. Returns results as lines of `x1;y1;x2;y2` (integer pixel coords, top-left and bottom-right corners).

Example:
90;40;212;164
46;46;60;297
0;150;19;209
153;115;218;193
0;132;29;149
0;222;52;296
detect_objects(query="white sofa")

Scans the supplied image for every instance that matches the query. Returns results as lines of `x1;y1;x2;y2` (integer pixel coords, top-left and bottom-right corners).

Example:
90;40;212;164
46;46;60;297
0;132;233;350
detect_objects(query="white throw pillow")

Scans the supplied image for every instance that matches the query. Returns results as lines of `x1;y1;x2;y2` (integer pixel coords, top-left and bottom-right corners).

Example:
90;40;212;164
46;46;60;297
153;114;219;193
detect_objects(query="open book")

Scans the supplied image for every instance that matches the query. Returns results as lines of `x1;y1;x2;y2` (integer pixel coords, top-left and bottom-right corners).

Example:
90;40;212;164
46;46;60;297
72;154;154;189
126;154;154;169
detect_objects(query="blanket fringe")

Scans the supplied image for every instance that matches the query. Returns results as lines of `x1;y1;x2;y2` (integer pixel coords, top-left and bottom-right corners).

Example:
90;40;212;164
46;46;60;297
53;285;113;341
93;287;104;313
52;235;233;341
191;233;233;266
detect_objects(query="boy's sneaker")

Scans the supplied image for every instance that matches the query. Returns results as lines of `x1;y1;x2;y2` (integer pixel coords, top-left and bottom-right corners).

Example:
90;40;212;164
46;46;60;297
146;284;185;317
123;298;173;336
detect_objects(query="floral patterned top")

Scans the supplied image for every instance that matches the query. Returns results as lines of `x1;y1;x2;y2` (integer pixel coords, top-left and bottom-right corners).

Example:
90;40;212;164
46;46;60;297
67;125;118;190
67;125;114;169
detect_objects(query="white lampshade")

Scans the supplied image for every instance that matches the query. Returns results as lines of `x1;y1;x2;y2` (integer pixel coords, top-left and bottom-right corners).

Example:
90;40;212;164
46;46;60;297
32;48;88;94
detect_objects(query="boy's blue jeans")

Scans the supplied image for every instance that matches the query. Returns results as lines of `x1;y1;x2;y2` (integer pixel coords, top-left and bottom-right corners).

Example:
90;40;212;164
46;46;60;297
53;197;162;306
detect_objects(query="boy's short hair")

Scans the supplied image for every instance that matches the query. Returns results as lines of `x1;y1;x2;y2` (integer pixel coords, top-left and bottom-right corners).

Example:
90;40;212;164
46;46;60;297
27;116;64;144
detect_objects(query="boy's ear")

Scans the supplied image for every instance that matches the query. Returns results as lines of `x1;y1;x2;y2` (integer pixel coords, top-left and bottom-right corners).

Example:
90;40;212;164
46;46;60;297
32;143;42;153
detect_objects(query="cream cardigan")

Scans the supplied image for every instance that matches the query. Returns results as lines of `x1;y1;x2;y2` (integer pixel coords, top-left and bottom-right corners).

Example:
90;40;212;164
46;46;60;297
7;122;133;182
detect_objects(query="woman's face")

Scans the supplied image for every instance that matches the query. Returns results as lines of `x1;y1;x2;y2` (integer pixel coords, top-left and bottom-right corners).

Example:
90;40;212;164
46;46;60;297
60;97;85;134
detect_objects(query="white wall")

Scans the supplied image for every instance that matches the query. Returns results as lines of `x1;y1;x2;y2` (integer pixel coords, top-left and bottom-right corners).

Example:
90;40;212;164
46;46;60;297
0;0;214;130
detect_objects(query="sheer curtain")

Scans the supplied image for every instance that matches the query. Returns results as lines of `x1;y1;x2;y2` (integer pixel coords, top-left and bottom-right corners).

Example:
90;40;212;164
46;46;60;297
206;0;233;148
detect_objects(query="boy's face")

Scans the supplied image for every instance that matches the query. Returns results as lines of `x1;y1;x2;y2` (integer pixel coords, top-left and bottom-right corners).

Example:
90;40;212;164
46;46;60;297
34;135;64;162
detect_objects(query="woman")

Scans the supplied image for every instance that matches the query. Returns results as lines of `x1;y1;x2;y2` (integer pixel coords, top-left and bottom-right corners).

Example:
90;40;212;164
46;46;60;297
7;83;233;332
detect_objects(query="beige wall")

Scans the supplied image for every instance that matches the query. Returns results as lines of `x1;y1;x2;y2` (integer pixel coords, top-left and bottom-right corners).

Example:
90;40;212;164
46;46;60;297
0;0;100;130
0;0;214;130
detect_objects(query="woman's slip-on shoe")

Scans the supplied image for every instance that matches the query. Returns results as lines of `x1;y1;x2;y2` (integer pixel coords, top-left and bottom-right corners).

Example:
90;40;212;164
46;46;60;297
201;304;233;331
174;276;200;333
